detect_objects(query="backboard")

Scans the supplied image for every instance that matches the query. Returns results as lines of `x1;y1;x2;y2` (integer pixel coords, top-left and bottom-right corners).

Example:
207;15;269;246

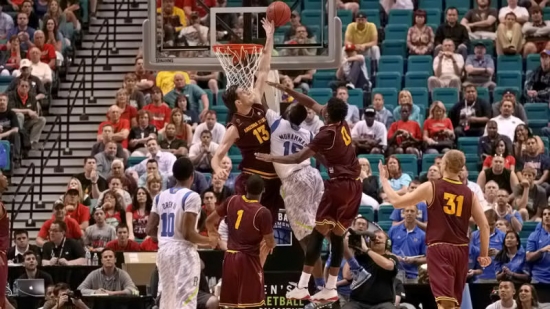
143;0;342;71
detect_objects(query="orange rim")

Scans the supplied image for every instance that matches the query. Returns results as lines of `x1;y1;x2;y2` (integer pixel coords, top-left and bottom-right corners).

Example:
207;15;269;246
213;44;263;56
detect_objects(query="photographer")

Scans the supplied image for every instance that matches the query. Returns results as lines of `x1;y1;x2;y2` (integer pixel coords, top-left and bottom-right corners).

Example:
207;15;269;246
344;229;398;309
43;283;88;309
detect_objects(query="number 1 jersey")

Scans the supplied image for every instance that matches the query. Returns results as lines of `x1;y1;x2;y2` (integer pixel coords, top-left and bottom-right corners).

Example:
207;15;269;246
266;109;312;180
151;187;201;247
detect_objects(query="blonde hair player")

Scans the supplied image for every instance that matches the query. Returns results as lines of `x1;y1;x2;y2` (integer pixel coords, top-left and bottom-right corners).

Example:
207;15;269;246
378;150;492;309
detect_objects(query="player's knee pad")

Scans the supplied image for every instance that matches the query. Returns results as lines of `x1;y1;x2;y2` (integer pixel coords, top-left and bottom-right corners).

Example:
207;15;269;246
304;229;325;266
329;233;344;268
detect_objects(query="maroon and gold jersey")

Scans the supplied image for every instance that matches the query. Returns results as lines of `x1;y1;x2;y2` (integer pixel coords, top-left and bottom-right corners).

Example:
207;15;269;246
229;104;277;179
308;122;360;179
0;203;8;252
426;178;473;246
216;195;273;256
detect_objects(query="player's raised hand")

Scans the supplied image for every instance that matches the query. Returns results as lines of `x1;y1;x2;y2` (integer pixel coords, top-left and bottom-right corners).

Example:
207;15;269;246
265;81;286;91
477;256;492;268
261;18;275;37
208;234;219;249
378;160;388;180
214;169;229;181
255;152;273;162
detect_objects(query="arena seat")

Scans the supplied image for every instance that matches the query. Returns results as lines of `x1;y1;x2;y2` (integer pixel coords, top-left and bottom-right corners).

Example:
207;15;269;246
204;89;214;106
405;87;429;109
494;87;520;102
301;10;322;26
521;222;539;238
377;221;393;232
384;24;409;41
382;40;407;57
407;55;433;74
309;88;333;105
358;154;384;173
376;72;403;89
476;87;490;103
347;89;364;109
379;55;404;75
468;171;479;182
229;145;241;155
211;105;228;113
304;0;321;9
526;54;541;73
337;9;354;25
312;72;336;88
363;9;381;27
358;205;375;221
388;9;413;26
204;173;212;183
128;156;145;167
465;154;479;172
321;172;329;180
418;0;442;11
229;155;242;171
372;88;398;106
444;0;468;9
458;137;480;154
496;71;523;90
544;7;550;20
524;103;549;126
421;153;439;172
425;8;441;24
432;88;459;106
497;55;523;72
393;154;417;176
404;72;430;89
378;205;395;222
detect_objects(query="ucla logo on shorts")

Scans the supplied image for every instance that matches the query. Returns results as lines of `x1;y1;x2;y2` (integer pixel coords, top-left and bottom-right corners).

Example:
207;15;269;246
273;210;293;246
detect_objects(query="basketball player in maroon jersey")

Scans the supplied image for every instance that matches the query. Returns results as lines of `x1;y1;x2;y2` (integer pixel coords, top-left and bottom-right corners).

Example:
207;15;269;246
378;150;492;309
256;84;362;302
205;175;276;308
0;171;8;309
211;19;283;238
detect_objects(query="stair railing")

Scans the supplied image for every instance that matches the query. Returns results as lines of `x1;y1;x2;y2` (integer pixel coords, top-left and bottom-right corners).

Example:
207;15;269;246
39;114;64;200
9;163;35;244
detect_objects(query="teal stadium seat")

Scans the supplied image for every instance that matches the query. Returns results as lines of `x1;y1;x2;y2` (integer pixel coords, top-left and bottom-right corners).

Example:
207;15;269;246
376;72;402;89
393;154;418;176
275;25;289;37
465;154;479;172
405;87;429;109
364;9;381;28
445;0;468;8
204;173;212;183
432;88;459;106
229;155;242;172
407;55;433;74
388;9;413;26
228;145;240;155
494;87;520;102
544;7;550;20
458;137;480;154
379;55;404;75
358;206;375;221
309;25;320;38
382;40;407;57
526;54;541;73
337;10;353;25
468;172;479;182
456;7;468;20
418;0;442;10
378;205;395;222
524;103;549;134
211;105;228;124
422;153;439;172
497;55;523;72
128;157;145;167
542;137;549;154
497;71;522;90
470;39;494;56
348;89;364;110
204;89;214;106
301;10;322;25
312;72;335;88
476;87;490;103
372;88;398;106
520;222;539;238
425;8;441;25
385;24;409;41
358;154;384;173
405;72;430;88
304;0;321;9
309;88;333;104
321;172;329;180
377;221;393;232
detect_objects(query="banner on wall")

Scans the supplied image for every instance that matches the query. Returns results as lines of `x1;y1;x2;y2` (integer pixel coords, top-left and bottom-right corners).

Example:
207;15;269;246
273;210;293;246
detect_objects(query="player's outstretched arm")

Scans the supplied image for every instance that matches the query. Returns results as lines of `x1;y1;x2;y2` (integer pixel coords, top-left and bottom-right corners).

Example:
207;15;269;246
265;81;324;115
145;212;160;238
471;195;490;263
253;18;275;101
182;212;210;246
212;126;239;180
255;147;316;164
205;211;222;246
379;161;432;208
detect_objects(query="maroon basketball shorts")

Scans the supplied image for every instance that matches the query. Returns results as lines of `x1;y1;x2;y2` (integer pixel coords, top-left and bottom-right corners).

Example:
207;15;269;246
220;251;265;308
426;243;469;306
0;253;6;308
316;178;362;231
235;173;282;225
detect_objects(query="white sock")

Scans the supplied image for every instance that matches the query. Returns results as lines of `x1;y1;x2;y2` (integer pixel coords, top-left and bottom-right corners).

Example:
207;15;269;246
325;275;337;290
298;272;311;289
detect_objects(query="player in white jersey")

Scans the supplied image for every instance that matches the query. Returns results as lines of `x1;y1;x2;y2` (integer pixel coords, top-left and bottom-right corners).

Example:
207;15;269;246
264;104;324;243
146;157;212;309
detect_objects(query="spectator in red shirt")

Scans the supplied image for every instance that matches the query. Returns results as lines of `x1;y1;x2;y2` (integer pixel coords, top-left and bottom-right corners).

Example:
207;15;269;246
143;87;171;130
199;190;217;236
387;104;422;157
422;101;455;155
36;202;83;247
106;224;141;252
97;105;131;149
114;88;138;127
139;236;158;251
61;187;90;230
125;187;152;240
30;30;56;69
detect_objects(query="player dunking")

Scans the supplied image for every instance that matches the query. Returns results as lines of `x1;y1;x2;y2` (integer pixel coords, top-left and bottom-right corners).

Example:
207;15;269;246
378;150;492;309
256;83;365;302
211;18;283;238
145;158;212;309
205;175;276;308
0;171;8;309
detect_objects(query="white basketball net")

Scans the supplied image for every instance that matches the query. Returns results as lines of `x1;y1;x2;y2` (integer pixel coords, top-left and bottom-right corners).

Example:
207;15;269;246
213;44;263;90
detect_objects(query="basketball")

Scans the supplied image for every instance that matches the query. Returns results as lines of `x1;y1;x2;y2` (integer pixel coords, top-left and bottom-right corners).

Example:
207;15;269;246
266;1;291;27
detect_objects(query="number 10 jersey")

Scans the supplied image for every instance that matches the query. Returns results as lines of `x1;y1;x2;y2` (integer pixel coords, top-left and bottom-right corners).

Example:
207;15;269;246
152;187;202;247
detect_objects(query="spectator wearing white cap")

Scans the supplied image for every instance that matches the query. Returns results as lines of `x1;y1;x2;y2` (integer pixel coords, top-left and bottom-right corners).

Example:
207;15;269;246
16;51;52;84
345;12;380;65
351;107;387;154
335;43;371;90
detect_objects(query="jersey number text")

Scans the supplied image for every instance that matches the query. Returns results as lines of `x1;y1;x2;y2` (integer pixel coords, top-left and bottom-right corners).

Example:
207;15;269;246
341;127;351;146
235;209;244;229
283;141;304;155
443;193;464;217
160;213;175;237
253;125;270;144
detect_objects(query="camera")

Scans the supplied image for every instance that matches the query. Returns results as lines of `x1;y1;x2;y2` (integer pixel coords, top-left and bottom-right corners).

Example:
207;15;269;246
65;290;82;303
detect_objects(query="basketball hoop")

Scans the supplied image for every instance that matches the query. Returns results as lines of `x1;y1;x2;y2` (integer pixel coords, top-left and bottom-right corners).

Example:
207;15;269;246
213;44;264;90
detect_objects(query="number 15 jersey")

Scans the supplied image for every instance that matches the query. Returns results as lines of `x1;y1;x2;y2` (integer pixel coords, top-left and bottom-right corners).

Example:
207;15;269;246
151;187;201;247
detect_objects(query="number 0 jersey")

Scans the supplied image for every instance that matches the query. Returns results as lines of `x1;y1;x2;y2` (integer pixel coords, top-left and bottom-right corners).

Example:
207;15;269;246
426;178;473;246
151;187;201;247
266;110;312;180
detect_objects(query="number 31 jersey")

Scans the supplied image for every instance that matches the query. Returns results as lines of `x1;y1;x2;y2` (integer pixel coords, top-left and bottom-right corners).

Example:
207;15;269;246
151;187;201;247
266;109;312;180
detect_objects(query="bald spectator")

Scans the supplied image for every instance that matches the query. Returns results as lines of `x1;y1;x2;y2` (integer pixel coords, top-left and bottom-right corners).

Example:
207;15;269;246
97;105;131;150
163;73;209;120
24;49;52;83
8;78;45;149
95;142;120;179
30;30;56;69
